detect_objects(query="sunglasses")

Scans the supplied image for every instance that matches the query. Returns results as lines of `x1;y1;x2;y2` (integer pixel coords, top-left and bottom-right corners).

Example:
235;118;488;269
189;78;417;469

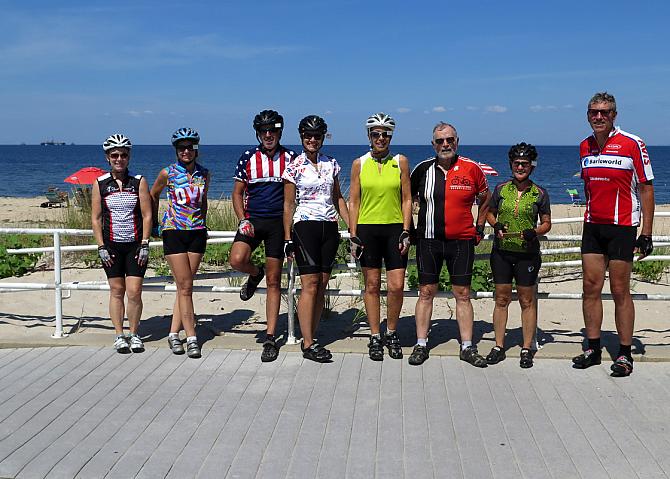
109;153;129;160
587;108;614;117
176;144;197;152
512;161;532;169
433;137;457;145
370;131;392;139
302;133;324;141
259;128;280;135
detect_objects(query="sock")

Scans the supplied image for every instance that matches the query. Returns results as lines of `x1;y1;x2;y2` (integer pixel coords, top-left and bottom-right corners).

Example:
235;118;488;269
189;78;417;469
417;338;427;347
587;337;601;352
461;340;472;351
372;333;381;339
187;336;197;343
386;329;396;336
618;344;632;359
168;332;179;340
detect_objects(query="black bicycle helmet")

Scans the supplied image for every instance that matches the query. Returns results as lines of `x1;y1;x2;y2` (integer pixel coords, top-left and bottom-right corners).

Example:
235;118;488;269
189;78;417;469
298;115;328;135
508;142;538;166
253;110;284;131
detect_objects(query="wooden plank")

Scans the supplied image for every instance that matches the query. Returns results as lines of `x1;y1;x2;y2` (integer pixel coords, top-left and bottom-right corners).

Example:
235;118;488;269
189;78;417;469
224;354;303;479
524;360;608;478
315;354;363;479
443;358;494;479
374;358;404;479
401;358;432;479
344;354;382;479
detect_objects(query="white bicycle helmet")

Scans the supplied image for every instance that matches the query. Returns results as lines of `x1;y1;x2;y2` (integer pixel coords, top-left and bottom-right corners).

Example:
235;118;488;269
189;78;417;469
102;134;132;151
366;112;396;133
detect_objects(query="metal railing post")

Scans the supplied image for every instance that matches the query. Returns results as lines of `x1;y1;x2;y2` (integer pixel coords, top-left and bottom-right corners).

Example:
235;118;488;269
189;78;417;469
51;231;67;338
286;260;298;345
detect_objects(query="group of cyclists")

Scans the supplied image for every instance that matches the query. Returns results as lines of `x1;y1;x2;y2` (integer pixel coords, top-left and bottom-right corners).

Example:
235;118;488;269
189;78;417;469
91;91;655;377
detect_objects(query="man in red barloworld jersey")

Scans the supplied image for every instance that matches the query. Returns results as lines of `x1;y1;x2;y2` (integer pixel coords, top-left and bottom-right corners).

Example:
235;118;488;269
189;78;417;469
572;92;655;377
408;122;491;367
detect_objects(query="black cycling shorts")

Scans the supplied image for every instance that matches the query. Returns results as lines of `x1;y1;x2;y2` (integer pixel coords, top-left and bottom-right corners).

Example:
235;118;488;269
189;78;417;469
490;248;541;286
581;222;636;262
233;217;285;259
292;221;340;275
162;229;207;255
102;241;148;279
417;238;474;286
357;223;408;271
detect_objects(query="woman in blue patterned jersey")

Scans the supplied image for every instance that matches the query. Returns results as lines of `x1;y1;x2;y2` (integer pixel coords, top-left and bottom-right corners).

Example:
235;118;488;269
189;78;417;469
91;134;153;354
150;128;210;359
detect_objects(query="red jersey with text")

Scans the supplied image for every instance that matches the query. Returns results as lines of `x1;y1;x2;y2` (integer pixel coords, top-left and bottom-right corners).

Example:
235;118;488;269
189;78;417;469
580;127;653;226
96;171;143;243
411;156;488;240
233;146;296;218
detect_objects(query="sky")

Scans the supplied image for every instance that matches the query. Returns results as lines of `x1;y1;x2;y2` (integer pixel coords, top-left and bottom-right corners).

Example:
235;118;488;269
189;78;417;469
1;0;669;145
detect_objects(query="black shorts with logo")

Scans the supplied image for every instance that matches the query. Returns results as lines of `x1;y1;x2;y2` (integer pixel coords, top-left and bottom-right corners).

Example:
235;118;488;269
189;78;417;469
490;247;541;286
233;217;285;259
581;222;636;262
417;237;474;286
357;223;408;271
102;241;148;279
162;229;207;255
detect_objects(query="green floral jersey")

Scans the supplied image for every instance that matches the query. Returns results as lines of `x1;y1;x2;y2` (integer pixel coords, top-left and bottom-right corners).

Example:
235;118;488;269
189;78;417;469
491;180;551;253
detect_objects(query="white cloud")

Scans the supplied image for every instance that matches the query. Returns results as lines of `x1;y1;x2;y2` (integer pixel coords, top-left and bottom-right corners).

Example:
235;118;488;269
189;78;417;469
324;110;333;115
466;106;479;111
529;104;567;112
486;105;508;113
396;107;411;113
432;106;447;112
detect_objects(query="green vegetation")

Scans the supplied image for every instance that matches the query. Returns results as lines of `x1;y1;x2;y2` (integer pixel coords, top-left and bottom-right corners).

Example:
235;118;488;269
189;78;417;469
0;234;43;278
633;255;667;283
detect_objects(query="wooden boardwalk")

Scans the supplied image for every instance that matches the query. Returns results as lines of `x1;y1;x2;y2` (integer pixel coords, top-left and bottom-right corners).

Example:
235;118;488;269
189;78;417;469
0;347;669;478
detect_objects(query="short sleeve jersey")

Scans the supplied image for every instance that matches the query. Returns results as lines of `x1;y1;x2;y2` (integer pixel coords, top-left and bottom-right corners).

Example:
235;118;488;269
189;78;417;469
490;180;551;253
357;152;403;225
96;171;143;243
161;162;208;231
411;156;488;240
233;145;296;219
282;152;341;223
580;127;653;226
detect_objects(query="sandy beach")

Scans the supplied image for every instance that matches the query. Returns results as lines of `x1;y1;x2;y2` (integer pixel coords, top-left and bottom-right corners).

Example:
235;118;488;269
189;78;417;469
1;196;670;360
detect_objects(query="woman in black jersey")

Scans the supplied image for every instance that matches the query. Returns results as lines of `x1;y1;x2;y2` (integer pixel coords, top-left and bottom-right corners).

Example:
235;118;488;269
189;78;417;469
91;134;153;354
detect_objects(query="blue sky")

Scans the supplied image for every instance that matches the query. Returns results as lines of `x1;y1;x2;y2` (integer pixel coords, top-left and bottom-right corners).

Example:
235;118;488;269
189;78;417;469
1;0;669;145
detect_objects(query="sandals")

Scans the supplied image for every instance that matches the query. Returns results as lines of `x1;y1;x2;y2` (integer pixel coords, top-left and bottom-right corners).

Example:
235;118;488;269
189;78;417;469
302;342;332;363
611;355;634;377
385;331;403;359
368;336;384;361
519;348;534;369
486;346;506;365
572;348;601;369
460;346;487;368
261;339;279;362
408;345;429;365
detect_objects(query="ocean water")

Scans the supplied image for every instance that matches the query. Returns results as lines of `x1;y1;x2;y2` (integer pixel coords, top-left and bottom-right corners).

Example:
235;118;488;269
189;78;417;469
1;145;668;204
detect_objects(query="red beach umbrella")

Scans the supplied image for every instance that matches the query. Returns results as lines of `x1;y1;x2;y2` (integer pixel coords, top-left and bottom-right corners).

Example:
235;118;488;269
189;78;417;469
64;167;107;185
477;162;498;176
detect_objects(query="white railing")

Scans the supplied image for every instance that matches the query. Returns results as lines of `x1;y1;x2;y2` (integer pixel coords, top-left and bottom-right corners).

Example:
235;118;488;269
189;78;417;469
2;216;669;341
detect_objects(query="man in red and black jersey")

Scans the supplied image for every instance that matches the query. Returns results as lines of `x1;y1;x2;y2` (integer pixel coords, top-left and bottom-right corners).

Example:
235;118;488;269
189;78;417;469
408;122;491;366
573;92;655;377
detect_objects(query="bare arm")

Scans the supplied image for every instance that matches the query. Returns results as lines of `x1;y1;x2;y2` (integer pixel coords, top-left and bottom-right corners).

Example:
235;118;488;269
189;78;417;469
283;180;296;241
536;213;552;236
476;189;491;227
348;158;361;236
639;181;655;236
138;178;152;242
398;155;412;231
90;181;104;247
232;180;247;221
333;176;349;229
149;168;168;227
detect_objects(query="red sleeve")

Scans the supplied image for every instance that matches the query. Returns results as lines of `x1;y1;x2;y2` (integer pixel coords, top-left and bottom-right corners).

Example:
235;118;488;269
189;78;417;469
629;136;653;182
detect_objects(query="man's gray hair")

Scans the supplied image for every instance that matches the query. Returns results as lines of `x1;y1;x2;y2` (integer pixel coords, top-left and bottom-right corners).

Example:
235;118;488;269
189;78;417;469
432;122;458;139
588;92;617;112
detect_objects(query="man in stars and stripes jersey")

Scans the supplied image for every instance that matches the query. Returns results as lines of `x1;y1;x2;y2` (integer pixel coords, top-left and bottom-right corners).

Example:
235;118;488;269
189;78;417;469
230;110;296;362
572;92;655;377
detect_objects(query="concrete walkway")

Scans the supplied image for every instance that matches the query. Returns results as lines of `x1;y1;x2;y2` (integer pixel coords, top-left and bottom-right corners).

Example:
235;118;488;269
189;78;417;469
0;346;669;478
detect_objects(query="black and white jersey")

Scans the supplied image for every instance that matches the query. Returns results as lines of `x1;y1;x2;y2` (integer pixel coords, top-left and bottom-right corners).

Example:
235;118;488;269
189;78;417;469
97;171;143;243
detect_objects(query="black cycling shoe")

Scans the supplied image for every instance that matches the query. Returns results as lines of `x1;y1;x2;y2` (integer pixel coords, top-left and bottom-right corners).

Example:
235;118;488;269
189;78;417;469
519;348;534;369
368;335;384;361
486;346;506;365
460;346;487;368
611;355;634;377
261;339;279;362
301;342;332;363
408;345;429;365
385;331;403;359
240;266;264;301
572;348;601;369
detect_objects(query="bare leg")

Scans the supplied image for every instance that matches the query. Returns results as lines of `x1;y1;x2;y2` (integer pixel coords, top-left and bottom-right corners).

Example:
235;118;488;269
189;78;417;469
517;285;537;350
297;272;321;348
312;272;331;338
452;284;474;342
385;268;406;331
492;283;513;348
582;253;607;339
264;257;283;337
362;267;382;335
414;283;438;340
608;259;634;345
229;241;260;275
125;276;144;334
166;252;203;337
108;277;126;335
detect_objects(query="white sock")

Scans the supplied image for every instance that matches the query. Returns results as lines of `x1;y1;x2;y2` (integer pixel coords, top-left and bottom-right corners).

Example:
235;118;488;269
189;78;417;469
187;336;197;343
169;332;179;340
386;329;396;336
461;340;472;351
417;338;427;347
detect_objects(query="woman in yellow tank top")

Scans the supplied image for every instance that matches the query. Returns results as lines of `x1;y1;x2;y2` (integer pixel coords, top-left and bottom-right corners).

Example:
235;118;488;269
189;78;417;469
348;113;412;361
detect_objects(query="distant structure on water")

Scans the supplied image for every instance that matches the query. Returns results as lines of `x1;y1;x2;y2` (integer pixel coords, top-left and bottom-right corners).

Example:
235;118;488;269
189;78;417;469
40;139;66;146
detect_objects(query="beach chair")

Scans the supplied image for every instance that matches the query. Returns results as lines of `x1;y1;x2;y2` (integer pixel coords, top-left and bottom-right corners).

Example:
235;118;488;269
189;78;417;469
566;188;586;206
41;187;69;208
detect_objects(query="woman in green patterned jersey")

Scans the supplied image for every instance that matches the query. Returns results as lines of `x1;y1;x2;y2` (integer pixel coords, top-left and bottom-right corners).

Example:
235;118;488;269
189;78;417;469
485;143;552;368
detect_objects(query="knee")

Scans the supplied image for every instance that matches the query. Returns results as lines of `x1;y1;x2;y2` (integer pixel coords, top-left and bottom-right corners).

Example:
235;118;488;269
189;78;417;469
301;278;320;295
229;253;244;271
126;287;143;303
518;295;534;310
365;279;382;296
610;286;631;305
494;293;512;308
265;273;280;291
109;286;125;300
418;287;435;303
453;289;471;304
176;280;194;296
